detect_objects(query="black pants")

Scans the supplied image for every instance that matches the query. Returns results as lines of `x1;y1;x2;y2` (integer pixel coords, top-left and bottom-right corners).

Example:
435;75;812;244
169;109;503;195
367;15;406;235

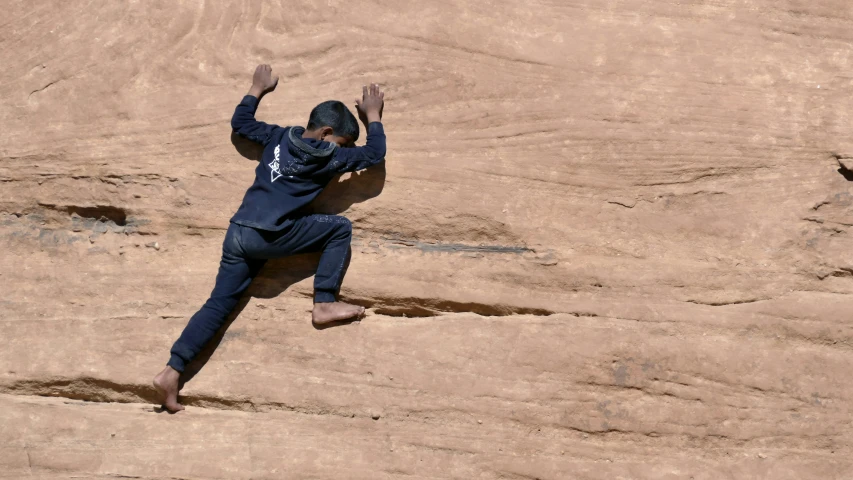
167;214;352;372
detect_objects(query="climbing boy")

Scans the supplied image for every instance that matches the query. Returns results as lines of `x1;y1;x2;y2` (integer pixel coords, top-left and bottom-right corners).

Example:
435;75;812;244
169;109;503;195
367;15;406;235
153;64;386;412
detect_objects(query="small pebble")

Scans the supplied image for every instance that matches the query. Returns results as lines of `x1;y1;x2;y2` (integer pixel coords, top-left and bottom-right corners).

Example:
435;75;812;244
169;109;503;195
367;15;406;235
371;413;381;420
757;453;767;459
477;420;482;424
145;241;160;251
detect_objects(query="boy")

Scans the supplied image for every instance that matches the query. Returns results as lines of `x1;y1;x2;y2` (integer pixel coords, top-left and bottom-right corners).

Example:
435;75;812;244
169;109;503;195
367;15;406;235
153;64;386;412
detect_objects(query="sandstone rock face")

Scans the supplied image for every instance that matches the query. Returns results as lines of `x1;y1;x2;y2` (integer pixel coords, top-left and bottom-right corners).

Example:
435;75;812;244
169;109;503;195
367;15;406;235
2;1;853;478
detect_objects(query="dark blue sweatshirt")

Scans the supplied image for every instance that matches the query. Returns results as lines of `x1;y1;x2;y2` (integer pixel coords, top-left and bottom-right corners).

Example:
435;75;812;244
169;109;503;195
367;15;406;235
229;95;386;231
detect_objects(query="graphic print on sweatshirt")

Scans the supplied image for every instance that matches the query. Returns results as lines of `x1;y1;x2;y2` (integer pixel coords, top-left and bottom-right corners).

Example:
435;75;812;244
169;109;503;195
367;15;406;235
269;145;283;182
269;143;312;183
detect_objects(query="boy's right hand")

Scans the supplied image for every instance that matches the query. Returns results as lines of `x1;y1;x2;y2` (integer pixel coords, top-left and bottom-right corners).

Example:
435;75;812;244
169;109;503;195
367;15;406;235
248;64;279;98
355;83;384;124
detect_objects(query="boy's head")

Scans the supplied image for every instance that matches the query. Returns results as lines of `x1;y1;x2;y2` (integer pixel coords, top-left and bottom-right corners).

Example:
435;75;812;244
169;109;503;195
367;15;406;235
304;100;359;148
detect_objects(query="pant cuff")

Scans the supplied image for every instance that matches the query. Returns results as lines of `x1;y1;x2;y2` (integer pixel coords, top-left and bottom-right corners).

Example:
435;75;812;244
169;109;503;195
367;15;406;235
314;291;336;303
167;354;186;373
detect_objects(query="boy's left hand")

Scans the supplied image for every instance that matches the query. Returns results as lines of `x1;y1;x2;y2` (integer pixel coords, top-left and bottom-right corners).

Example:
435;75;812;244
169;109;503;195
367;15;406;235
248;64;279;98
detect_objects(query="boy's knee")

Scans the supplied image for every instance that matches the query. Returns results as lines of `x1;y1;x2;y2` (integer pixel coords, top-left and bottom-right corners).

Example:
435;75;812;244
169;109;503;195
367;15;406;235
312;214;351;238
336;217;352;237
326;217;351;241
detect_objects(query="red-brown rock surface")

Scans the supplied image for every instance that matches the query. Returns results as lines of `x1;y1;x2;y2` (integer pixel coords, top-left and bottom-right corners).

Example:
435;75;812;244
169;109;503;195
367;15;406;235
2;1;853;478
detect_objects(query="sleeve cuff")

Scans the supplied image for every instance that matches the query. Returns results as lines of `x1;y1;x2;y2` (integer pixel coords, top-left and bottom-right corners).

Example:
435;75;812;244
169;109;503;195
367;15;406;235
367;121;384;134
241;95;260;109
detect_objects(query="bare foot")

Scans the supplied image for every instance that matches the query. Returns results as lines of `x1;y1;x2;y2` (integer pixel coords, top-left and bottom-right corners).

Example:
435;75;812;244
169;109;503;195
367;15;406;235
312;301;365;325
153;366;184;412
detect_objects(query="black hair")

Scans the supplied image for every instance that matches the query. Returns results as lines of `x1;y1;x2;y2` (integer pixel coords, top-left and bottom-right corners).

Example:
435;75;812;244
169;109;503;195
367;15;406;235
307;100;359;141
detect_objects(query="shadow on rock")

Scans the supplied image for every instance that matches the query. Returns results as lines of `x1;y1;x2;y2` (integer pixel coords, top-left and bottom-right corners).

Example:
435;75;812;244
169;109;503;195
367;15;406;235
231;132;264;161
309;161;386;215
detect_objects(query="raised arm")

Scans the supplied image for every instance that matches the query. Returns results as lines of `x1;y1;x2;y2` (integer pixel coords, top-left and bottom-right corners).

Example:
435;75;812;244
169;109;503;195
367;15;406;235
231;64;284;146
333;83;387;173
